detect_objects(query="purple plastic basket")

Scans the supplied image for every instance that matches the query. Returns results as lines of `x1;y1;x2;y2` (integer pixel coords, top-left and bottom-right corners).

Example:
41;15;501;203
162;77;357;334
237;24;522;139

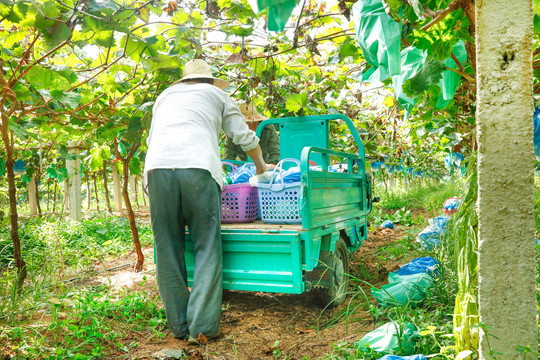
220;161;258;223
221;183;258;223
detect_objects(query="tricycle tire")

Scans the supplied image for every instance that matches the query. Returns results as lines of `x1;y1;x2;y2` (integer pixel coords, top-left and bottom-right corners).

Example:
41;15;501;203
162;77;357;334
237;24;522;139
316;238;350;307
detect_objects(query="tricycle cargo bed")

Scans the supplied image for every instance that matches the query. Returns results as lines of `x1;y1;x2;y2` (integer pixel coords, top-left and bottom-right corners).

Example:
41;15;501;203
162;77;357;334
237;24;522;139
182;115;376;305
221;221;302;231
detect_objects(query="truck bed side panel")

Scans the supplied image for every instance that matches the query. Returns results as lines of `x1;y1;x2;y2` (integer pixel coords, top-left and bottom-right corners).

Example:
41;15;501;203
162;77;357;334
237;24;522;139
185;230;304;294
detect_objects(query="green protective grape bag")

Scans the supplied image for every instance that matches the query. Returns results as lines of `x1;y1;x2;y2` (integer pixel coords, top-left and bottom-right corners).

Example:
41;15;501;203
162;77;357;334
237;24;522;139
57;167;68;182
249;0;297;32
47;166;57;179
371;272;433;308
436;40;468;109
352;0;403;82
356;321;418;355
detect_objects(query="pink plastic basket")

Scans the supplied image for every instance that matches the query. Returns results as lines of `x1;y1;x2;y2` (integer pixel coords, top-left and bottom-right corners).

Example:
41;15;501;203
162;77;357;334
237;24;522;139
221;162;258;223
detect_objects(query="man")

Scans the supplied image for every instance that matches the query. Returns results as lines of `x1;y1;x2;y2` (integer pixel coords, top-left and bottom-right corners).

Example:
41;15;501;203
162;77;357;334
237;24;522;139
143;59;271;344
223;102;280;165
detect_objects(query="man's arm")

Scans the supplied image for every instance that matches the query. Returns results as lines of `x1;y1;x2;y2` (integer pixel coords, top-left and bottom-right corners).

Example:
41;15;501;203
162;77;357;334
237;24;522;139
246;145;273;174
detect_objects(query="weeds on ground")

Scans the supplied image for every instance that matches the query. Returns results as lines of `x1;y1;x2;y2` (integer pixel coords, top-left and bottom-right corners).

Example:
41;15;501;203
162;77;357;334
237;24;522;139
321;295;456;359
373;179;463;213
322;178;466;360
1;286;166;359
315;249;459;359
370;208;425;228
0;214;160;359
369;179;463;230
0;213;153;270
534;175;540;233
321;277;457;359
374;230;423;262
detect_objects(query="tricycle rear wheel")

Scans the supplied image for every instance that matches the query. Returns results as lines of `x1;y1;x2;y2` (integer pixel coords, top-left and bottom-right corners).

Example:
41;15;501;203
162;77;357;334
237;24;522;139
316;238;350;307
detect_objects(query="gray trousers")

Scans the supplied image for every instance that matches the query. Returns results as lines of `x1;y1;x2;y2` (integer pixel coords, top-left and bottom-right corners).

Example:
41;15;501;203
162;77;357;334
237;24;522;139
148;168;222;338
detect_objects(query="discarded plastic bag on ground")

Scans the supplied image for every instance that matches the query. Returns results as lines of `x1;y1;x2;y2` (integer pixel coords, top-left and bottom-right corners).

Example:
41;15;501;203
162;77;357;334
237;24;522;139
380;220;395;229
416;226;441;249
377;355;427;360
371;273;433;307
393;257;438;276
416;216;449;249
430;215;449;233
387;272;433;286
356;321;418;355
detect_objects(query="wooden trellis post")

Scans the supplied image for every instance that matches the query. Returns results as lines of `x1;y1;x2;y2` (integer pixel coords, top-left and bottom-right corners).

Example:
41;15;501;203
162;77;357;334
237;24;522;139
28;174;38;216
66;141;82;221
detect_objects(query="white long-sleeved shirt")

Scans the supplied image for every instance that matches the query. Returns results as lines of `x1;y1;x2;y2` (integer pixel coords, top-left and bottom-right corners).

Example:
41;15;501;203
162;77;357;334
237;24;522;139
143;82;259;188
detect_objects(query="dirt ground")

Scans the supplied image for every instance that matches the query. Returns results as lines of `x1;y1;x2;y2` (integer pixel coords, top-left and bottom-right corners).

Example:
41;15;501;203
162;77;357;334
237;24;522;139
90;224;419;360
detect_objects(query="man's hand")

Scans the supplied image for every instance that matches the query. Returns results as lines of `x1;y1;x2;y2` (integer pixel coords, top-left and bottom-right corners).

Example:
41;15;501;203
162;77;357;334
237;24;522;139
246;145;271;174
257;163;275;175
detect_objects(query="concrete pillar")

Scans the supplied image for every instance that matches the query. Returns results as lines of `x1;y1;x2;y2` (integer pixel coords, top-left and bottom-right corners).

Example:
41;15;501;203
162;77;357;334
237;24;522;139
112;163;122;216
28;173;37;216
63;181;70;211
66;141;82;221
476;1;537;358
403;174;409;191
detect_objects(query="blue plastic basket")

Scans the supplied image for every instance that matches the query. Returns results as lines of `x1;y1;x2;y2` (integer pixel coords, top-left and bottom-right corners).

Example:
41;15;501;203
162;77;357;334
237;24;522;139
256;158;302;224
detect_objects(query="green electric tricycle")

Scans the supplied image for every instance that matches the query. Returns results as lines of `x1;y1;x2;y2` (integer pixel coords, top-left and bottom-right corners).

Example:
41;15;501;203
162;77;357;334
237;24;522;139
184;114;376;307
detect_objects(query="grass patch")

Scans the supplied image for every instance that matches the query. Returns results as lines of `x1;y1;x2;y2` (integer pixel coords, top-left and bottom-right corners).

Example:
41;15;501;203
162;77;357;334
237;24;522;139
1;286;165;359
322;177;465;359
0;214;159;359
373;230;423;262
373;179;464;213
0;213;153;271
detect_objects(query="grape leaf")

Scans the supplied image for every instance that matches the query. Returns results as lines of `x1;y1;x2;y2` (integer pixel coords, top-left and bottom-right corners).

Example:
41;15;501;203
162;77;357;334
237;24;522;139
25;66;72;90
50;90;83;109
285;93;308;113
402;58;446;96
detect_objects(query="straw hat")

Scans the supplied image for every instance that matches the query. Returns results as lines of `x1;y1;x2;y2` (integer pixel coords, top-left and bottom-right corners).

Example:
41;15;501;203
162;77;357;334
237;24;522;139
176;59;230;90
239;102;268;123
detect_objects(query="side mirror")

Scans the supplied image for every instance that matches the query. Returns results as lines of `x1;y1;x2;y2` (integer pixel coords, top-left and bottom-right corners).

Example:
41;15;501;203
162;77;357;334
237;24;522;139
372;196;380;203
